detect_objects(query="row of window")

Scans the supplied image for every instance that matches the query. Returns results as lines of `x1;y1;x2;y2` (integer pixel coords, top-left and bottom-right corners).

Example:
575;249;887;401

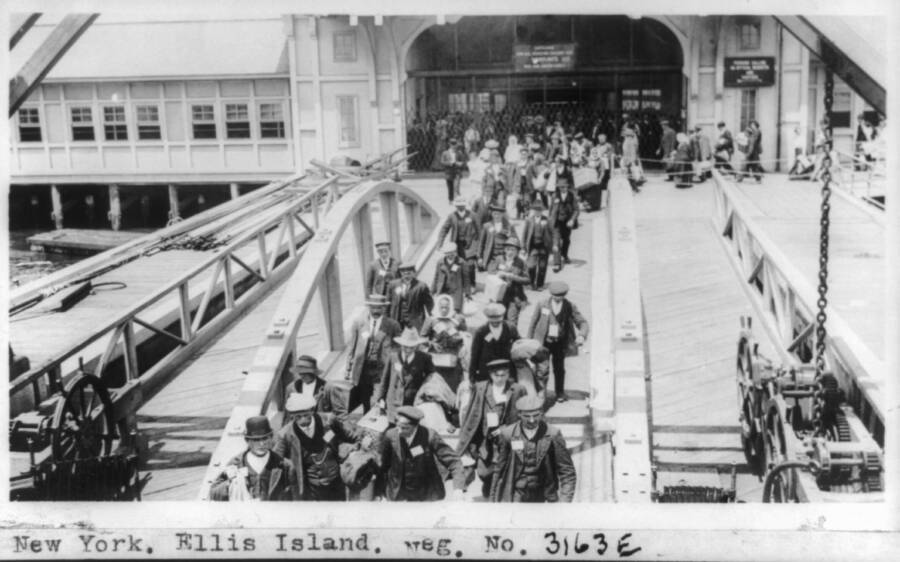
17;102;286;143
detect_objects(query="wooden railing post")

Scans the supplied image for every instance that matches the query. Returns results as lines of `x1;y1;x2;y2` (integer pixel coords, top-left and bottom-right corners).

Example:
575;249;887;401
352;205;374;295
379;191;401;259
317;255;344;352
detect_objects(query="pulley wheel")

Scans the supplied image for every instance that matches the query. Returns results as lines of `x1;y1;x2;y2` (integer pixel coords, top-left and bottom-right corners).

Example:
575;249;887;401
50;373;116;462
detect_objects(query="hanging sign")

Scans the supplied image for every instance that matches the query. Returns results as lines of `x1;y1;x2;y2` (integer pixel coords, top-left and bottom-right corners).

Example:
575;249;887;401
724;57;776;87
514;43;576;71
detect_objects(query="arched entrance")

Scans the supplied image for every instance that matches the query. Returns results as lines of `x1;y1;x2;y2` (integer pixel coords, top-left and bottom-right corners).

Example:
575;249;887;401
404;15;685;170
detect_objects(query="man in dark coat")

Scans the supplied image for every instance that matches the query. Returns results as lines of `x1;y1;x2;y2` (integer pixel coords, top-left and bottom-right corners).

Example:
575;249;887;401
490;395;576;503
377;406;466;501
373;328;435;424
470;183;499;230
438;196;480;287
341;294;402;415
548;181;579;268
388;263;434;331
366;239;400;297
738;120;764;183
477;205;519;271
526;281;589;403
714;121;735;174
469;303;520;383
440;138;465;203
486;239;529;327
658;119;677;181
272;394;360;501
284;354;329;411
456;359;528;498
431;242;471;312
210;416;295;501
521;200;554;290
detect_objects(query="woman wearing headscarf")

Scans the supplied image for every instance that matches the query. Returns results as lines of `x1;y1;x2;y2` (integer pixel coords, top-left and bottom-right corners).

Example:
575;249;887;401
420;294;468;393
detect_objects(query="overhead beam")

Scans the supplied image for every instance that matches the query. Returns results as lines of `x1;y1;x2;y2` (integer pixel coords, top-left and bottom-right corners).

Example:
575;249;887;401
9;13;41;50
774;15;885;115
9;13;99;117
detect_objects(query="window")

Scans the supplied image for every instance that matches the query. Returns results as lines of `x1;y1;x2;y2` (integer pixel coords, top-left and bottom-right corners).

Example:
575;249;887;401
18;107;42;142
103;105;128;141
739;20;761;50
225;103;251;139
70;106;95;141
739;89;757;131
135;105;162;140
192;104;216;139
830;89;852;128
333;31;357;62
259;103;285;138
336;95;359;146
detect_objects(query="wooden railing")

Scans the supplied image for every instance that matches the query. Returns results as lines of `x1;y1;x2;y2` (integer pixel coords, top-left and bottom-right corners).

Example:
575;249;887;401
712;172;885;445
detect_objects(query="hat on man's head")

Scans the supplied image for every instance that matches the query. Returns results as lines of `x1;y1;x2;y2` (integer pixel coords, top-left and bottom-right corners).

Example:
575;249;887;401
484;302;506;318
285;392;318;413
484;139;500;150
394;327;427;347
398;262;416;272
504;238;521;249
449;138;459;145
534;115;545;124
574;132;584;140
289;354;322;376
374;239;391;248
531;199;545;210
489;204;506;213
396;405;424;423
548;281;570;296
479;148;492;162
516;395;545;413
486;358;511;372
244;415;273;439
365;293;389;307
441;241;458;254
453;195;468;207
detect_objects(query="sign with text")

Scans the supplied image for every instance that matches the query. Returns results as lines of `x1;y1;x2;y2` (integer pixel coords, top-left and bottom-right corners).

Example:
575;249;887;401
514;43;576;71
724;57;776;87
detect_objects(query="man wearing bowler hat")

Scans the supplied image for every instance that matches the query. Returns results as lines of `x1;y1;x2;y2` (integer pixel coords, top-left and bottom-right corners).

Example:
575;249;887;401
373;328;435;423
387;262;434;331
490;395;576;503
284;354;327;408
342;293;402;415
521;199;554;290
469;303;520;383
527;281;589;403
366;239;400;297
438;196;480;286
487;238;529;326
549;180;579;269
477;204;519;271
272;394;360;501
377;405;466;501
210;415;295;501
431;241;471;312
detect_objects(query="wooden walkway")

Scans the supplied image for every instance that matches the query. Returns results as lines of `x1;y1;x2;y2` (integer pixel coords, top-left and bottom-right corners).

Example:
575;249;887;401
634;178;778;501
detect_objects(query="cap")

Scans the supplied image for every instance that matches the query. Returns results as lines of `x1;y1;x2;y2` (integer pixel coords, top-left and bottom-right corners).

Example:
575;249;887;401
398;262;416;271
453;195;468;207
531;200;545;210
516;395;544;413
574;132;584;140
365;293;389;307
484;302;506;318
504;239;521;249
285;392;318;413
374;239;391;248
441;241;458;254
396;405;424;422
244;415;273;438
548;281;570;297
489;204;506;213
394;327;427;347
486;358;511;372
290;354;322;376
484;139;500;149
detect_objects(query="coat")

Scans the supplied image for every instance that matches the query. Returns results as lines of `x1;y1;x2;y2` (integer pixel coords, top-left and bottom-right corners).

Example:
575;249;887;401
746;128;763;160
477;219;520;267
346;315;402;386
432;255;468;312
548;191;579;227
527;297;589;357
283;376;327;409
471;195;497;230
486;255;529;306
489;421;576;503
374;349;435;423
209;450;295;501
378;425;465;501
388;278;434;331
366;257;400;297
469;321;520;382
456;380;528;456
521;216;554;256
438;210;480;257
659;126;677;157
271;414;358;500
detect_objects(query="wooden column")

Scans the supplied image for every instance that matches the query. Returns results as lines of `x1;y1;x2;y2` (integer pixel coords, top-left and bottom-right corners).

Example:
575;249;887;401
167;184;180;222
229;182;240;200
50;184;63;229
317;255;344;351
108;184;121;230
352;204;374;295
379;191;401;259
402;199;422;245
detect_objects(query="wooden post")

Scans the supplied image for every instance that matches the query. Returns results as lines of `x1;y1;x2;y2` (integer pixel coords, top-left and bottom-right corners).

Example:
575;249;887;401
352;204;374;295
108;184;121;230
230;182;240;200
167;184;180;222
318;255;344;351
379;191;401;259
50;184;63;229
402;199;422;245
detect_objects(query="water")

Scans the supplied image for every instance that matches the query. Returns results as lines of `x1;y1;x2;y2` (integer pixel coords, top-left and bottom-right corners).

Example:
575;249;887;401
8;230;85;288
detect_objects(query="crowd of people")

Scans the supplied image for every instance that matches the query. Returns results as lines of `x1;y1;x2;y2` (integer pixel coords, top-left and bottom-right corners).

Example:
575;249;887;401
211;192;590;503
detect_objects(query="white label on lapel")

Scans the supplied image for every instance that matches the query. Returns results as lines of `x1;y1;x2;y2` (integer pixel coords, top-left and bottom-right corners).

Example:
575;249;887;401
409;445;424;457
395;286;403;295
548;324;560;338
451;265;459;272
379;269;386;277
323;430;335;443
496;394;507;404
394;362;403;372
486;412;500;428
541;308;550;316
511;440;524;451
465;217;472;223
361;331;370;340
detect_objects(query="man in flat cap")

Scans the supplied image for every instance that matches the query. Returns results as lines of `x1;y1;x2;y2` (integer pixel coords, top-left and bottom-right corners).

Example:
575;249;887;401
432;241;471;312
373;328;435;423
387;263;434;331
438;196;480;287
284;354;327;409
469;302;520;383
272;394;360;501
366;239;400;297
477;204;519;271
486;238;529;326
457;359;528;498
527;281;589;403
210;415;295;501
549;179;579;270
377;405;466;501
490;395;576;503
343;293;402;415
440;138;465;203
471;181;499;231
522;199;554;290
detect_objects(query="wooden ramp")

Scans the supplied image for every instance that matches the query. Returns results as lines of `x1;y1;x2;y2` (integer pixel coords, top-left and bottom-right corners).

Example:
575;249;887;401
634;179;778;501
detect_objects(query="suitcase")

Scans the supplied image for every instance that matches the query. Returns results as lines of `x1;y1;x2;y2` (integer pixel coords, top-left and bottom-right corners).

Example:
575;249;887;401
483;274;508;302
